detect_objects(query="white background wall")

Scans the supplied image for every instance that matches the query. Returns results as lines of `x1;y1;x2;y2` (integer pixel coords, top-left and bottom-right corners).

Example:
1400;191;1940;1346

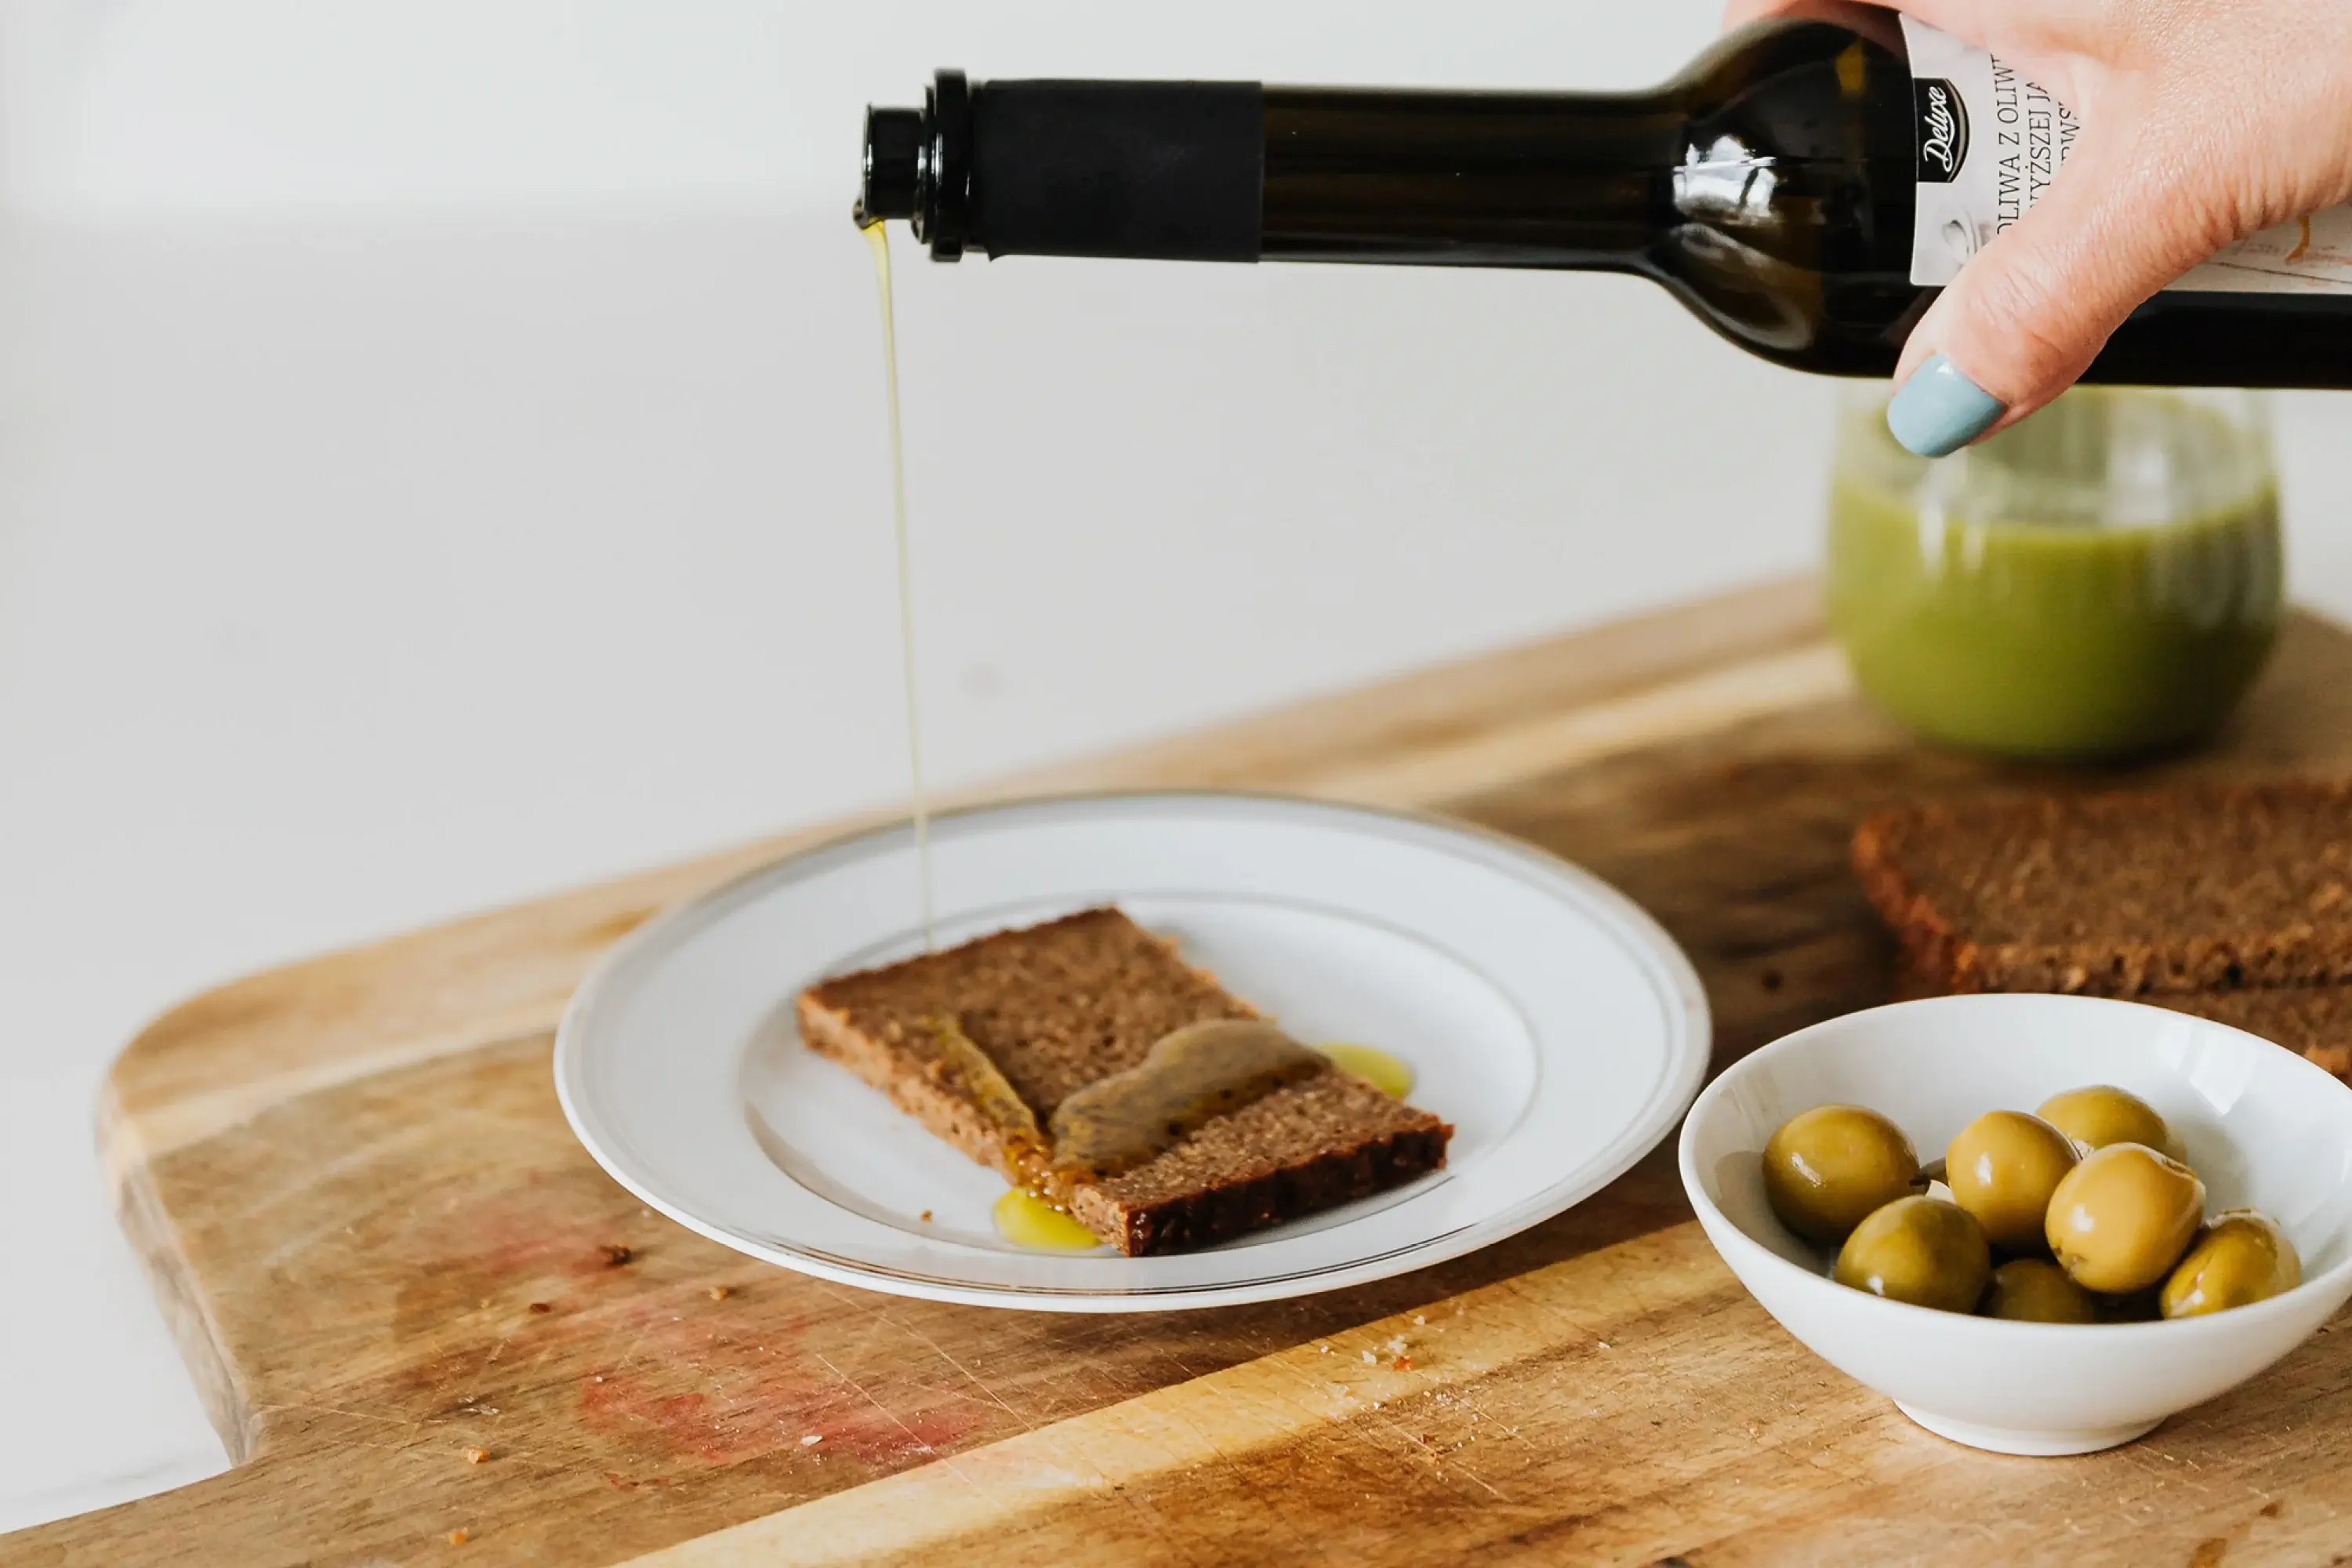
0;2;1740;220
3;0;2350;1534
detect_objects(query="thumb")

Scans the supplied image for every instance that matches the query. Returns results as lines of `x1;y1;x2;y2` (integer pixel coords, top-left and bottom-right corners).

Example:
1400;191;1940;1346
1885;129;2222;456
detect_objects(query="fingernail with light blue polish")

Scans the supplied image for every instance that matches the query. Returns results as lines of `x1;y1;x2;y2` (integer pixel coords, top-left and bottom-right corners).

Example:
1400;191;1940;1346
1885;354;2006;457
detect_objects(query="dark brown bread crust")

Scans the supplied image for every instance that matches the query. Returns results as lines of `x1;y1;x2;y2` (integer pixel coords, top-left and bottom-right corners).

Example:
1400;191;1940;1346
1072;1069;1449;1255
796;908;1451;1256
1087;1123;1453;1256
1854;782;2352;996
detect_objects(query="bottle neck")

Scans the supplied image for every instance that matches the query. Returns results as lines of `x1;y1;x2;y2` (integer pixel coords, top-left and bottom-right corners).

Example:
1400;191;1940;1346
1261;87;1680;270
860;75;1690;269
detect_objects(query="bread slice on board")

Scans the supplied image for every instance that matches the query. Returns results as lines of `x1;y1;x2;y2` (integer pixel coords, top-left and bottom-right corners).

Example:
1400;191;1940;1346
1853;781;2352;996
796;907;1451;1256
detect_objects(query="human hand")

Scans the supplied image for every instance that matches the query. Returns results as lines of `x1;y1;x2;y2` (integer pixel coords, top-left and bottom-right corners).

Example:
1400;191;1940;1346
1726;0;2352;453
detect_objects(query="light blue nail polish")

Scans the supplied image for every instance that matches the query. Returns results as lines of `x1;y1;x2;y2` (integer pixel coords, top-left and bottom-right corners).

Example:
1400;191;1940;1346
1885;354;2006;457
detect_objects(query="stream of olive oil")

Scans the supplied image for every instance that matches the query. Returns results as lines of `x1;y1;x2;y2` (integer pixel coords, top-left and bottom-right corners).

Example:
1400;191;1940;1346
862;220;935;951
858;224;1419;1250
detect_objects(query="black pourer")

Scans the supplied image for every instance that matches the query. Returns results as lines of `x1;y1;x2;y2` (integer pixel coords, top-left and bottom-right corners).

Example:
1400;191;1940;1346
856;71;1262;263
855;71;972;259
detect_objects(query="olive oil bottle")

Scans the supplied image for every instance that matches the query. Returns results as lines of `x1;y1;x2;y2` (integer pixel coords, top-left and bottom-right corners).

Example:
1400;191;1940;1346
853;17;2352;384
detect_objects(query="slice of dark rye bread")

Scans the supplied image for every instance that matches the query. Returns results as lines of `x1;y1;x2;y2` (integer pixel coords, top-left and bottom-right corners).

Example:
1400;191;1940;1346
1853;780;2352;996
795;907;1451;1256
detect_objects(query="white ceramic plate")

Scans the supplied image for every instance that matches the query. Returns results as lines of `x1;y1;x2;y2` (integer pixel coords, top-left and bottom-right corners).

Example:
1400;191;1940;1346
555;792;1708;1311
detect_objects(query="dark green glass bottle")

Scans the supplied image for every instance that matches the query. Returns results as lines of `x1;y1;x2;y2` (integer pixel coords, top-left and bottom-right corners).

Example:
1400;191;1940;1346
855;19;2352;385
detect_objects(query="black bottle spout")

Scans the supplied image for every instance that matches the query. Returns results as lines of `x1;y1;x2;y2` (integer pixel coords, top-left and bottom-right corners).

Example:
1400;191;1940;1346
855;71;974;259
855;107;924;223
857;71;1262;263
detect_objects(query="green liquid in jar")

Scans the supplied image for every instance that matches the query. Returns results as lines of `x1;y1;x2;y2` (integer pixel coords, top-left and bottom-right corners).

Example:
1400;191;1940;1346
1825;390;2284;759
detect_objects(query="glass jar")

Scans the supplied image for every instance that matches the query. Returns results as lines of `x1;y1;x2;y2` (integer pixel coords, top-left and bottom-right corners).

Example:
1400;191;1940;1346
1824;386;2284;760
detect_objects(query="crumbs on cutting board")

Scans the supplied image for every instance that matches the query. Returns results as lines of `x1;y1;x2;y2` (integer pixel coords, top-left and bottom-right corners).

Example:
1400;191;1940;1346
1335;1333;1423;1373
461;1446;488;1465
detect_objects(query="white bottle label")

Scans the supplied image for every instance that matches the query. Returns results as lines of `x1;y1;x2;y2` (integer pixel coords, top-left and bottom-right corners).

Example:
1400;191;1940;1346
1903;16;2352;292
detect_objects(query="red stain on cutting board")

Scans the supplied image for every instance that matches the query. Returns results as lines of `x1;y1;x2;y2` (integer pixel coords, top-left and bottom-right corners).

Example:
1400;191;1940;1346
374;1184;985;1475
577;1330;977;1468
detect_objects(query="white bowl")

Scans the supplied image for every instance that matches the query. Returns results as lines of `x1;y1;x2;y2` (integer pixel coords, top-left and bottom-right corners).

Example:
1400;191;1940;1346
1679;994;2352;1455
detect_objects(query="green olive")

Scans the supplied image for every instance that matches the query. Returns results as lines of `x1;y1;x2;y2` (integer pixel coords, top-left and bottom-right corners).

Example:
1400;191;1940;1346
1834;1196;1991;1312
1946;1110;2078;1253
1762;1105;1920;1246
2045;1142;2206;1294
2160;1210;2302;1319
1980;1258;2099;1323
2036;1085;2172;1157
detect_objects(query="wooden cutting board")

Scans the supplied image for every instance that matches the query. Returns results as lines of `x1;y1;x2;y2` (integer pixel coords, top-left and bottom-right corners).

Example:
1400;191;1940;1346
17;579;2352;1568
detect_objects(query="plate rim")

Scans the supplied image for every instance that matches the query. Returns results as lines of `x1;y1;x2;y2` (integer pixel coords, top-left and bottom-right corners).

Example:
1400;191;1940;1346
554;787;1711;1312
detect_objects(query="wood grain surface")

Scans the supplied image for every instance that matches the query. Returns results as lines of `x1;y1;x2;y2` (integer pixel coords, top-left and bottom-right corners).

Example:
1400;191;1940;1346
14;579;2352;1568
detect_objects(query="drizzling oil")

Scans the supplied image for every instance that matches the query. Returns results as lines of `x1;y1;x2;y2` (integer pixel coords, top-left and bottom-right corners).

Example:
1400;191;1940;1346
862;219;935;950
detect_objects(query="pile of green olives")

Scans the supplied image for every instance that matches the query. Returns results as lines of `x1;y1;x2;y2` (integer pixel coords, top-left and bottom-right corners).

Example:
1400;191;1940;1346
1760;1087;2300;1323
